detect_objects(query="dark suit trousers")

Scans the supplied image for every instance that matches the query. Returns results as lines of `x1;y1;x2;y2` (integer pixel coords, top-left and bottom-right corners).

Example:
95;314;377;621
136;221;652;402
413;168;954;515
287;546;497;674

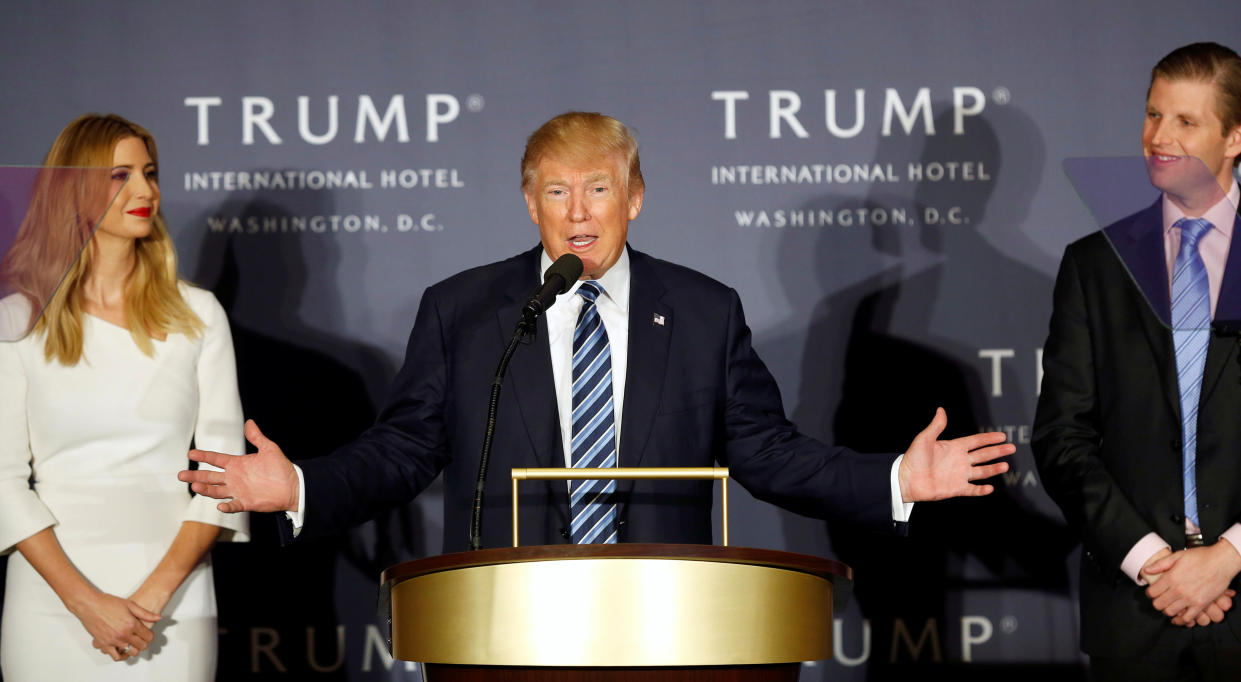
1089;621;1241;682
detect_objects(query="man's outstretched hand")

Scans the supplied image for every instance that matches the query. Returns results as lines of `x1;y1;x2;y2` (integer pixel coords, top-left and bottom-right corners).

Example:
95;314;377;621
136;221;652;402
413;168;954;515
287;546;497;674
179;420;299;513
898;407;1013;503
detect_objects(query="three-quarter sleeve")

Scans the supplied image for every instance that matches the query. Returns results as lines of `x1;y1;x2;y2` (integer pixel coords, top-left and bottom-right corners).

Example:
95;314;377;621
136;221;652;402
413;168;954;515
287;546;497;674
181;289;250;542
0;298;56;554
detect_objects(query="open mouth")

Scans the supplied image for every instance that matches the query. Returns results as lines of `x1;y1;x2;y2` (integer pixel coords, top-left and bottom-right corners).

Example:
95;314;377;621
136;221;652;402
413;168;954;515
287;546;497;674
568;235;598;249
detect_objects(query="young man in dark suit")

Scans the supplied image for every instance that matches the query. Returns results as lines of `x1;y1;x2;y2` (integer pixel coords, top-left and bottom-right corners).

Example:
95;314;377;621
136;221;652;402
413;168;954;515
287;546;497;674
1034;42;1241;680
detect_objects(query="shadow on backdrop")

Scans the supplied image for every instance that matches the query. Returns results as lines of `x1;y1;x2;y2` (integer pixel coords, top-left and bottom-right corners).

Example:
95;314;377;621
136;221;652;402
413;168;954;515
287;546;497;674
188;190;427;680
764;106;1080;681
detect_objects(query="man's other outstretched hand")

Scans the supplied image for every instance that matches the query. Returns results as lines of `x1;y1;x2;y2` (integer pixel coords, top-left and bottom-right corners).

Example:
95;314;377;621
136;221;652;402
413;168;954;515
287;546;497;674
179;420;299;513
898;407;1013;503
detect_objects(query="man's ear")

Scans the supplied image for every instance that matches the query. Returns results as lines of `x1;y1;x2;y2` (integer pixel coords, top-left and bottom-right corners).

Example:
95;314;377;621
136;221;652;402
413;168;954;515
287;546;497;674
627;186;644;221
524;191;539;225
1226;124;1241;167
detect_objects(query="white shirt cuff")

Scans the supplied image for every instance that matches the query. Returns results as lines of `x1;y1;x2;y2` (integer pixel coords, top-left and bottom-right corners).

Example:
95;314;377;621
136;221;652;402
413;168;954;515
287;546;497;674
1121;532;1171;585
284;464;306;537
1218;524;1241;560
890;454;914;522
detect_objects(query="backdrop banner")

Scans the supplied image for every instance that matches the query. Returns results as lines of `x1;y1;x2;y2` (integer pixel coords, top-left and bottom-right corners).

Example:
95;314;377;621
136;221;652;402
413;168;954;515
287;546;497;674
3;2;1239;680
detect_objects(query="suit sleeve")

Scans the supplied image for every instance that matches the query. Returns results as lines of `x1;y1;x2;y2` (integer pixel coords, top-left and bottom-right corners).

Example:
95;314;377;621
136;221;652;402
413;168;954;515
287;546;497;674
717;289;899;533
293;287;453;541
1032;245;1154;572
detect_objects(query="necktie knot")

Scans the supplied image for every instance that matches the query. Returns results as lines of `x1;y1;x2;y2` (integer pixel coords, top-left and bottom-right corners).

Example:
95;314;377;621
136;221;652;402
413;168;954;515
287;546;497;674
577;280;605;303
1175;217;1213;249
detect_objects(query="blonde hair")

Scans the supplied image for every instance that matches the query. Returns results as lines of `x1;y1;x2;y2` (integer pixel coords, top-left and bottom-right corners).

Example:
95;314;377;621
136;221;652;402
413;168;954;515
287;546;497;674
0;113;202;364
520;112;644;194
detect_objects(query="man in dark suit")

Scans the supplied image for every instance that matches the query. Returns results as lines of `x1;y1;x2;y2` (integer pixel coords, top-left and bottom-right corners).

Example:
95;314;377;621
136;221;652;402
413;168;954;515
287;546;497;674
1033;43;1241;679
181;112;1012;551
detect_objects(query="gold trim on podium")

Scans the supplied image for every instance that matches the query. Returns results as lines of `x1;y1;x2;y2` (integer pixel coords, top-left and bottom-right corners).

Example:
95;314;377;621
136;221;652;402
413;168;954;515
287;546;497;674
511;466;730;546
388;547;834;667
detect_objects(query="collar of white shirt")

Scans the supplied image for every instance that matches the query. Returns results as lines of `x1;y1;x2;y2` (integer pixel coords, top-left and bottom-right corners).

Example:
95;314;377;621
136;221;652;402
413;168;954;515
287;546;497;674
539;247;632;338
1161;179;1240;237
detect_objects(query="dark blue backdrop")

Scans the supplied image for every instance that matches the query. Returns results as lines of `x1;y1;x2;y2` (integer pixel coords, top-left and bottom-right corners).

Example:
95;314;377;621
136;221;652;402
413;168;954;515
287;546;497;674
3;2;1240;679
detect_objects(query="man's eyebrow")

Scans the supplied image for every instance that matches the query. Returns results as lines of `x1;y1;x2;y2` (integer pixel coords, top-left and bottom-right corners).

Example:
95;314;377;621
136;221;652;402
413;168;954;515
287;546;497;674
540;172;613;187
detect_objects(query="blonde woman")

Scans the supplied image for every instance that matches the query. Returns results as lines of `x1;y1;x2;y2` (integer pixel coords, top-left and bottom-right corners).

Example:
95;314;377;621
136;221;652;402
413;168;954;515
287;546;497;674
0;114;247;681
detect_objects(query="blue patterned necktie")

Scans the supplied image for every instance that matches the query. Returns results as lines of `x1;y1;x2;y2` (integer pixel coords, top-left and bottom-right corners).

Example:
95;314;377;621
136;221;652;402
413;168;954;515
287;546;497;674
1171;217;1213;528
569;280;618;544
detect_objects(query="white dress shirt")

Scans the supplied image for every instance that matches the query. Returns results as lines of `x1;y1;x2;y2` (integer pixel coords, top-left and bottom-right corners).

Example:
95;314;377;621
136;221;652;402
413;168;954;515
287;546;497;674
541;249;630;470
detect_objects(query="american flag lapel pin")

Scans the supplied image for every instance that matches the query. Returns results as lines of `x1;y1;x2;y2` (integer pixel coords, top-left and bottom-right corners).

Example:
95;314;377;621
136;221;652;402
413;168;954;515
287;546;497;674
652;313;666;326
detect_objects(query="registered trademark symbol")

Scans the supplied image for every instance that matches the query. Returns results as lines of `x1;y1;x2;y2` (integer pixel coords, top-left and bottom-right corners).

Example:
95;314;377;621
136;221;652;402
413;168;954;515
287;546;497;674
992;87;1011;105
467;95;485;112
1000;616;1018;634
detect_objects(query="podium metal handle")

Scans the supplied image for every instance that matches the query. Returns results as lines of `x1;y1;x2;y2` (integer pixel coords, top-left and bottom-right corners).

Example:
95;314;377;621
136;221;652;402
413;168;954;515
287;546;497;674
510;467;731;547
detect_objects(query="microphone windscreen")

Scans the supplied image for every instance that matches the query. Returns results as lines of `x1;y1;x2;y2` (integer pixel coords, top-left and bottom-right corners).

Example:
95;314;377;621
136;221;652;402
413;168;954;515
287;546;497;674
545;254;584;293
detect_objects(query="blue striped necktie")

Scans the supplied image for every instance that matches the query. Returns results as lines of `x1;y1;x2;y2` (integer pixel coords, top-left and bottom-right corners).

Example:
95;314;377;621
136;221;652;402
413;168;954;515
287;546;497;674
569;280;618;544
1171;217;1213;528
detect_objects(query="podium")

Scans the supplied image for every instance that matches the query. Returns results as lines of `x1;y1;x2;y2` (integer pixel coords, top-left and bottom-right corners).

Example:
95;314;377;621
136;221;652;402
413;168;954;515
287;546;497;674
381;543;851;681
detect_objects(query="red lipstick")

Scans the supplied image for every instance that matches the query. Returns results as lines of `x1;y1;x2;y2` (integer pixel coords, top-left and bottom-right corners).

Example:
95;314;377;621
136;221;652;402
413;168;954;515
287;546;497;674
127;207;151;218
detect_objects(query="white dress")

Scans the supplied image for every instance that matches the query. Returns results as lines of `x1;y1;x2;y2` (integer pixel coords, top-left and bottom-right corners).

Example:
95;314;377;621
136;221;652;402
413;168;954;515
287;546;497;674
0;285;249;681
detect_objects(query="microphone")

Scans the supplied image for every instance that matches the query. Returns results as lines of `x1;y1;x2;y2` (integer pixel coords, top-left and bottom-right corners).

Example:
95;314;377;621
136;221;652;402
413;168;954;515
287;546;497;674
523;254;583;323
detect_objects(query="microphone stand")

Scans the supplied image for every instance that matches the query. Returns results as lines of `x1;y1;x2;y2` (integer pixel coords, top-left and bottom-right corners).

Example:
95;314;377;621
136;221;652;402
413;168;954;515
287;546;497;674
467;253;581;551
468;312;537;551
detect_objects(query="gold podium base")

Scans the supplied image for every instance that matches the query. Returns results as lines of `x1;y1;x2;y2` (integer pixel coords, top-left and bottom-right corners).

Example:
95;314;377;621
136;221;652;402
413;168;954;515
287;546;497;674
383;544;851;680
423;663;800;681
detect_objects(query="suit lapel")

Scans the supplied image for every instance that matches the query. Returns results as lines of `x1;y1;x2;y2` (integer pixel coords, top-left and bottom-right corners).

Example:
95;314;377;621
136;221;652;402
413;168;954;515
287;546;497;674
497;248;562;470
1104;202;1182;418
1201;211;1241;402
1105;202;1171;324
497;249;572;534
617;249;671;500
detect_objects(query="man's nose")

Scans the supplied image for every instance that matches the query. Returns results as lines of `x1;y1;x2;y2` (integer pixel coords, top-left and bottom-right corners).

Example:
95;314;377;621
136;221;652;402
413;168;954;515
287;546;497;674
1150;120;1175;149
568;193;589;221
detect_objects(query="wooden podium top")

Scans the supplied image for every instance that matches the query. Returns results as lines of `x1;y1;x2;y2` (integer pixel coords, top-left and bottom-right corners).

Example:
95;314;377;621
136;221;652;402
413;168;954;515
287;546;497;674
381;543;852;587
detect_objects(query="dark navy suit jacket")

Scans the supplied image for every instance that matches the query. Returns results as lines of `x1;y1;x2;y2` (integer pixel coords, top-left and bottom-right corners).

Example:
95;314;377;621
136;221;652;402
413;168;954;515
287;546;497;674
285;245;901;552
1034;201;1241;655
